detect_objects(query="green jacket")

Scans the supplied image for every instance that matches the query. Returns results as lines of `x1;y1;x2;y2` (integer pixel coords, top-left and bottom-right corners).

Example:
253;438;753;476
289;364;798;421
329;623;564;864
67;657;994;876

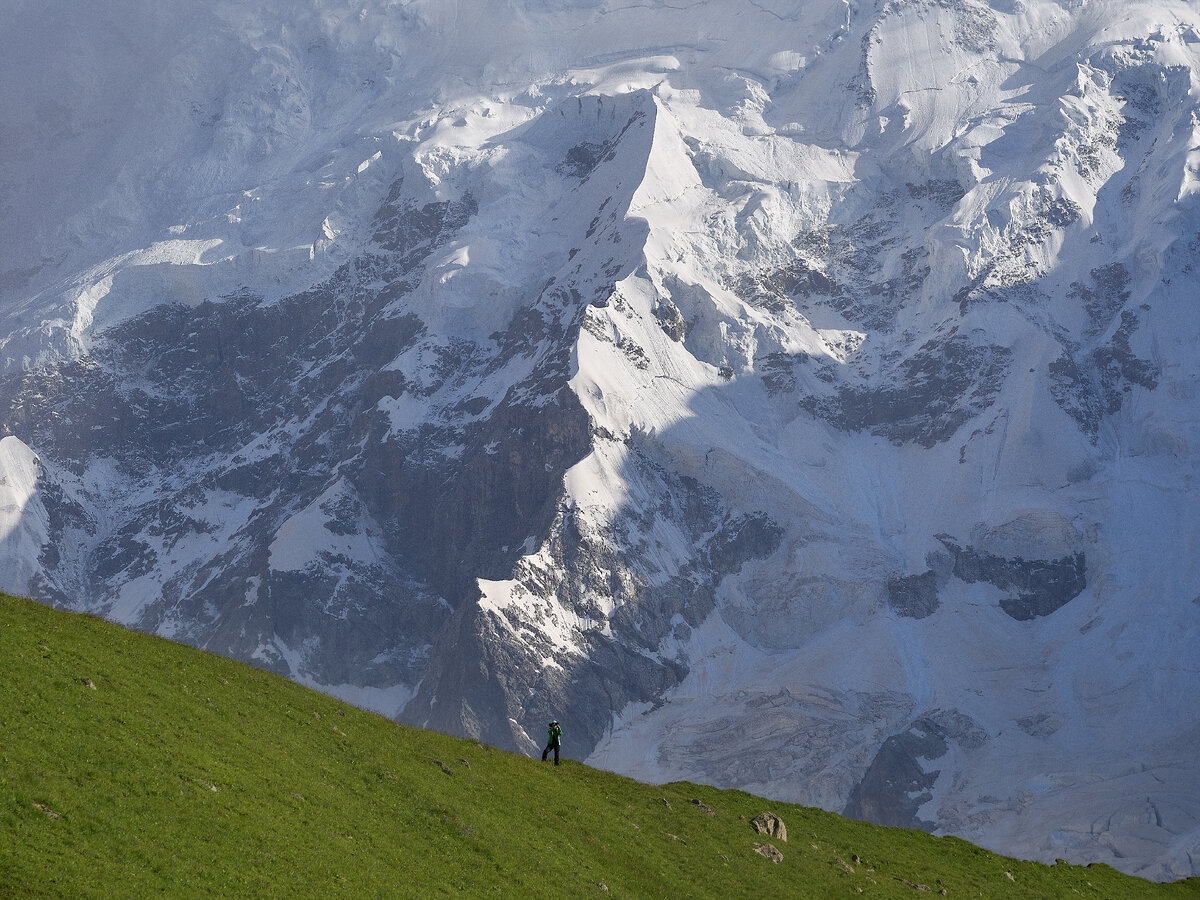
547;723;562;744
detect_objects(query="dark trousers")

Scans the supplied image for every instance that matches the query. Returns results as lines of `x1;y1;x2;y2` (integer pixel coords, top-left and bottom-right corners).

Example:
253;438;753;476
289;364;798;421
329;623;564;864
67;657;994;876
542;740;560;764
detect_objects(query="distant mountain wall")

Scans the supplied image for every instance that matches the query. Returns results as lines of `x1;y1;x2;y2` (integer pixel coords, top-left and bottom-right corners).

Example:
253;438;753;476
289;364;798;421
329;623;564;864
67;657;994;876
2;0;1199;880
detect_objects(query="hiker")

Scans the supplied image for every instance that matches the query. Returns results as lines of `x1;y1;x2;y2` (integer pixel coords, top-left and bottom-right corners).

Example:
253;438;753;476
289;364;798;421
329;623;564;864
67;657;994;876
541;720;562;765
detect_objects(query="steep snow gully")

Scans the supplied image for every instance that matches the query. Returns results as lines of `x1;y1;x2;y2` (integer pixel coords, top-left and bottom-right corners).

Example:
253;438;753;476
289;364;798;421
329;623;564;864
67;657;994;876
2;0;1200;879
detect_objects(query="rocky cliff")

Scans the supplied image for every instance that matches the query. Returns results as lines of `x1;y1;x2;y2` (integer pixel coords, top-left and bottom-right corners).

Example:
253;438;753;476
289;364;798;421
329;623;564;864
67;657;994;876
2;0;1198;879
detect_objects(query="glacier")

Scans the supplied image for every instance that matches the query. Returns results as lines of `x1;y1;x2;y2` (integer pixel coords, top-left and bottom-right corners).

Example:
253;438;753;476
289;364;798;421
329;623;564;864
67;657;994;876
2;0;1199;879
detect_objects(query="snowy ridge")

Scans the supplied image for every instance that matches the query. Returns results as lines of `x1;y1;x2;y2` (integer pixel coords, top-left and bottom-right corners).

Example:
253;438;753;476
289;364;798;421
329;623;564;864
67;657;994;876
2;0;1200;880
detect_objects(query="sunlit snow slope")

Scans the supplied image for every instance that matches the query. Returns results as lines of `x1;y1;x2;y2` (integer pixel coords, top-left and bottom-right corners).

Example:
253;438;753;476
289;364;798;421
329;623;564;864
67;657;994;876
2;0;1199;880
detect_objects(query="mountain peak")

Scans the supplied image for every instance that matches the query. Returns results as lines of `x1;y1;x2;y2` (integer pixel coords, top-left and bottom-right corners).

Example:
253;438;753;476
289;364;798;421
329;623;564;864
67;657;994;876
3;0;1199;880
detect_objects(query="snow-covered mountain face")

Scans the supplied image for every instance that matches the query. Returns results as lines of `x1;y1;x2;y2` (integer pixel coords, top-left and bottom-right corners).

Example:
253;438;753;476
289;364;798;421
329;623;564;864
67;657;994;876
4;0;1200;878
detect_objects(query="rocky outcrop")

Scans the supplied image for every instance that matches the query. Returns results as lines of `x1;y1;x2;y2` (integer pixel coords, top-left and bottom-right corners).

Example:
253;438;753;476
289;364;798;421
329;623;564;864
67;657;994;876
754;843;783;863
751;812;787;843
799;333;1013;448
937;537;1086;622
845;711;988;831
887;572;939;619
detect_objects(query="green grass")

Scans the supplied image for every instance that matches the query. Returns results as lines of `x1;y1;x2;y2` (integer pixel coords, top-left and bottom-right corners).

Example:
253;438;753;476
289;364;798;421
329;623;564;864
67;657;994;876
1;594;1197;898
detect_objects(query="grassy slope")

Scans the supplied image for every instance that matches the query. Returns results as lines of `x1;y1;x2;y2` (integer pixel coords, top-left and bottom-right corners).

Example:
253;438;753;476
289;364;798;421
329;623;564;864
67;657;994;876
1;595;1197;899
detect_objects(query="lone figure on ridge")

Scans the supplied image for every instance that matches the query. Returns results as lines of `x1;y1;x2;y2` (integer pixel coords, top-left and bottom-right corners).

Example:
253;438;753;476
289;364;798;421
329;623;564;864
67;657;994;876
541;720;562;765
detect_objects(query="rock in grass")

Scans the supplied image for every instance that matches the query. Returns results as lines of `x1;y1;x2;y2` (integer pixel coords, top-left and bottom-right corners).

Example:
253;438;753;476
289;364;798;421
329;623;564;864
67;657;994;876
751;811;787;842
754;843;783;863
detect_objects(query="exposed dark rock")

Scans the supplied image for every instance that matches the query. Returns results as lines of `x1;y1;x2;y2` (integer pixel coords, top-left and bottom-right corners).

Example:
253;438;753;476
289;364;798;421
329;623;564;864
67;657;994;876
937;536;1086;620
1016;713;1064;738
1074;263;1132;336
906;179;966;208
1051;263;1159;440
552;101;648;181
887;571;939;619
1042;196;1083;228
356;385;592;604
758;352;807;397
653;299;687;341
617;336;650;369
92;531;156;582
926;708;988;749
404;433;784;756
557;141;612;178
1094;309;1160;411
751;258;838;304
1110;64;1189;153
801;331;1012;447
844;719;947;830
1048;353;1103;438
702;512;783;577
371;183;477;262
845;709;985;830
